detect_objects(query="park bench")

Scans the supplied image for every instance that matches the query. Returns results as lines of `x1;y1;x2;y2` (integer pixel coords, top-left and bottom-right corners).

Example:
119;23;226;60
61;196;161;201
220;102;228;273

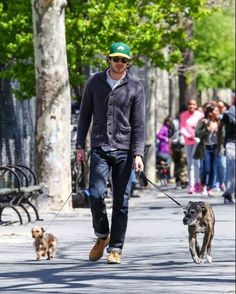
0;165;44;225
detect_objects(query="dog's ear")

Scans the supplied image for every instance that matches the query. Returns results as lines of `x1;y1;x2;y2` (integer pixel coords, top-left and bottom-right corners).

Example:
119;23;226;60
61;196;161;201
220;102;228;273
184;201;193;213
201;207;207;215
199;202;207;215
186;201;193;208
41;227;45;233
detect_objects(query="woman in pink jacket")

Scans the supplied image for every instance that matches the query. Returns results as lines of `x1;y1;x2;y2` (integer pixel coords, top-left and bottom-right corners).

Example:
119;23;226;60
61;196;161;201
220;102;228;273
180;99;204;193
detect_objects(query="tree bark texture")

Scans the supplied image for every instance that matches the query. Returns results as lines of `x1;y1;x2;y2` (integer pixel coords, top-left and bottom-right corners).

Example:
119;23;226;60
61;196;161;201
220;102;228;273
32;0;72;210
144;65;157;182
178;20;197;106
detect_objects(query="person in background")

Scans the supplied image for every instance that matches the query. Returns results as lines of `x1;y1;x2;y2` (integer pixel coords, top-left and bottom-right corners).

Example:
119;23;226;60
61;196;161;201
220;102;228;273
129;168;138;197
76;42;145;264
156;116;174;166
171;105;188;189
194;102;220;196
180;99;204;194
215;100;229;192
218;93;236;203
217;100;229;119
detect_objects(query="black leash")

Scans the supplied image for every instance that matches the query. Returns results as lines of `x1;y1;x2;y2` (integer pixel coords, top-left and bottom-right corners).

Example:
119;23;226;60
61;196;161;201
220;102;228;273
139;172;184;209
44;161;84;232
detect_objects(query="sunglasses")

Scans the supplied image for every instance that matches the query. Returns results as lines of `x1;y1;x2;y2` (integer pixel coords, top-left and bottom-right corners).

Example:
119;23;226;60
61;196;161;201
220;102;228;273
111;57;130;64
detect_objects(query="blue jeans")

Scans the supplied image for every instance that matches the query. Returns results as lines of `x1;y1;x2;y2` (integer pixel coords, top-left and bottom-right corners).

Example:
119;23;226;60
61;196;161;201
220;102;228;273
225;142;235;195
216;153;226;188
202;145;218;189
88;148;133;253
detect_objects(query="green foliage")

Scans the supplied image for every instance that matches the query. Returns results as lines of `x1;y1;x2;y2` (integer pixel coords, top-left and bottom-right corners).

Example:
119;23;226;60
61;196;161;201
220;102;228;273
194;6;235;90
0;1;34;99
66;0;211;98
0;0;211;100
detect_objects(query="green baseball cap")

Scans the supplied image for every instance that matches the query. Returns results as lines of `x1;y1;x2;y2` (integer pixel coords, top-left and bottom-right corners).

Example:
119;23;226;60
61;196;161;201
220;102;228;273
109;42;131;59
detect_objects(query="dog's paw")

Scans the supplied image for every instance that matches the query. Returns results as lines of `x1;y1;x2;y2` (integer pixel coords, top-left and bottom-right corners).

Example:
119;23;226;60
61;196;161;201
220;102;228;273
206;254;212;263
193;256;204;264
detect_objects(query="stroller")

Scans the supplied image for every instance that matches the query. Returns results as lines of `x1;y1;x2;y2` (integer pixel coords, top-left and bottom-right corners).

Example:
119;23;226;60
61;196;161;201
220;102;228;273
156;153;171;186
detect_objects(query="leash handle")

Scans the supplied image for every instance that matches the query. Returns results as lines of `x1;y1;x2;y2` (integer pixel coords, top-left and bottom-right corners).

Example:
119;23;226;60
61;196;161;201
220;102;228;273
139;171;149;187
139;172;184;209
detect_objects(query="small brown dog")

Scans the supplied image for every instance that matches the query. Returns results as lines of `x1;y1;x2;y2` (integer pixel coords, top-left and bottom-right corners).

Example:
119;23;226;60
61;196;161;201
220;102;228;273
31;226;58;260
183;201;215;264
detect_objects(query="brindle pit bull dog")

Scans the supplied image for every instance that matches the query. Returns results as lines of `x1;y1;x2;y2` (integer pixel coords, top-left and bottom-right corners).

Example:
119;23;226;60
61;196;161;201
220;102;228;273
183;201;215;264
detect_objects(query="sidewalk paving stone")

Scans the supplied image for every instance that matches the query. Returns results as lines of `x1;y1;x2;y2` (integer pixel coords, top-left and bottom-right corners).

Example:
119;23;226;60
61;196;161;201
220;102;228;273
0;187;235;293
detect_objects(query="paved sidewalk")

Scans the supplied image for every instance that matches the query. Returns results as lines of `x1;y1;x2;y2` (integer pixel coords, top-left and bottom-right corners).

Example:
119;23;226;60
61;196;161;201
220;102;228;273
0;187;235;293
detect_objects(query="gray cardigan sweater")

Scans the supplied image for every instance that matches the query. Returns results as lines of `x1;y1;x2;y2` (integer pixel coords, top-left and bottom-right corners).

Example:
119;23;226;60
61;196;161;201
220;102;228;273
76;69;145;157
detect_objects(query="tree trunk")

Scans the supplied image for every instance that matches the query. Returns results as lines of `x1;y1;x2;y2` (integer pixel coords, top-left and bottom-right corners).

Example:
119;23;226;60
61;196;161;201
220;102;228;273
178;20;197;106
31;0;72;210
144;64;157;182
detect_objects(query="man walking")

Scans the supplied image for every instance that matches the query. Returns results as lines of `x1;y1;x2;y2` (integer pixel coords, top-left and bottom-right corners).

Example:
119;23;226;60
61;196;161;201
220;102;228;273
218;93;236;203
76;42;145;264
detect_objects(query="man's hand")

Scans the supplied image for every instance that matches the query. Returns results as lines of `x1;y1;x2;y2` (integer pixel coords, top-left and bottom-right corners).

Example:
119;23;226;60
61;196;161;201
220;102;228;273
134;155;144;174
76;148;86;163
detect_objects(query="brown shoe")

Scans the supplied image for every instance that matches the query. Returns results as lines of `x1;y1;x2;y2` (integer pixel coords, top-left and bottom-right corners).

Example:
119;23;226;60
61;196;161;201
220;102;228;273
107;251;122;264
89;236;109;261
